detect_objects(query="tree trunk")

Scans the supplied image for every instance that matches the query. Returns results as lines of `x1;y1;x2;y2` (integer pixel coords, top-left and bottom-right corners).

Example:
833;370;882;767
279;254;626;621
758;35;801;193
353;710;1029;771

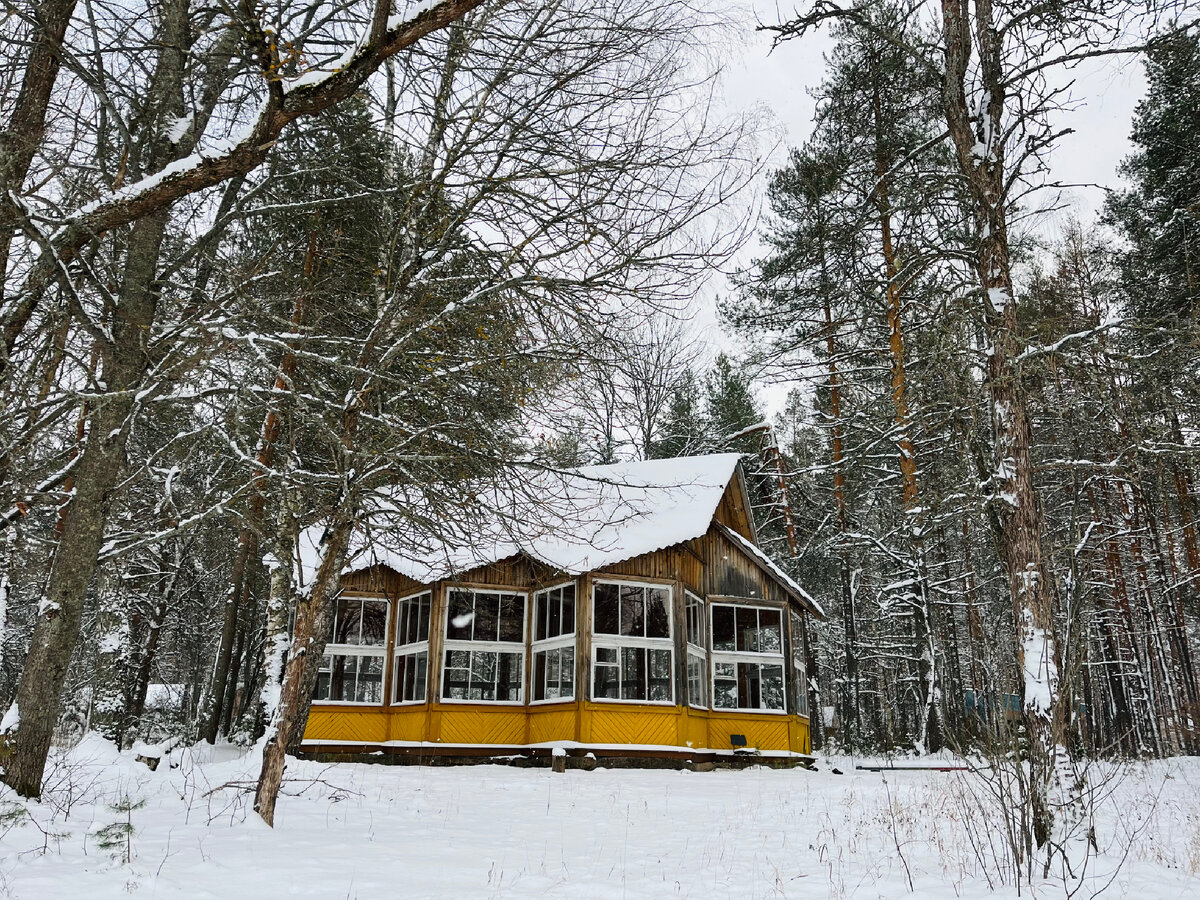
941;0;1066;849
0;0;188;796
0;0;79;349
255;513;354;826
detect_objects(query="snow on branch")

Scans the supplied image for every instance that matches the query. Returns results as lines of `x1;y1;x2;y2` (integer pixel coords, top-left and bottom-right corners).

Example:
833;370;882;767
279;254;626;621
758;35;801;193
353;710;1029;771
45;0;484;269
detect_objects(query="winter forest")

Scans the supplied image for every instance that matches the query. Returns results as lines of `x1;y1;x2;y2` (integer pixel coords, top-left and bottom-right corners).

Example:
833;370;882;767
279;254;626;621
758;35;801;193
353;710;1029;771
4;0;1200;896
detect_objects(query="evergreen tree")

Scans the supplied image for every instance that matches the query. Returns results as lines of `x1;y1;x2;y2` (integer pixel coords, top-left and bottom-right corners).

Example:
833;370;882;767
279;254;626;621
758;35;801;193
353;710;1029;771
704;354;763;447
1107;27;1200;322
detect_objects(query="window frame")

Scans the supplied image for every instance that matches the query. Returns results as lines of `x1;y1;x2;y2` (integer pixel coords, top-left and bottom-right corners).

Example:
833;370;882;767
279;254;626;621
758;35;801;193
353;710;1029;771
440;586;528;705
685;591;707;710
790;608;810;718
531;581;577;705
590;579;675;706
314;595;391;707
708;601;788;715
392;590;432;706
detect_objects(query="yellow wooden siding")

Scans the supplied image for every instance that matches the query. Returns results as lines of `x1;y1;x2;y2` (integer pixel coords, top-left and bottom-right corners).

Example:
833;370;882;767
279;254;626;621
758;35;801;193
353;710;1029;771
387;706;430;742
527;705;577;743
705;712;789;753
585;703;680;746
304;700;810;753
436;705;527;745
305;707;389;743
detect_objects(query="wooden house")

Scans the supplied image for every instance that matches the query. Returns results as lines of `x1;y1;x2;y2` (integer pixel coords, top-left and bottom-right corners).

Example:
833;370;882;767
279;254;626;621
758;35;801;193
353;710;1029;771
300;454;824;764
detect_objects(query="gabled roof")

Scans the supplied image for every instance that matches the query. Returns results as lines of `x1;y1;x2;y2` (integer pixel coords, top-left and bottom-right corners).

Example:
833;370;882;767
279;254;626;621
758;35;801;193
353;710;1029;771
714;523;825;618
309;454;747;585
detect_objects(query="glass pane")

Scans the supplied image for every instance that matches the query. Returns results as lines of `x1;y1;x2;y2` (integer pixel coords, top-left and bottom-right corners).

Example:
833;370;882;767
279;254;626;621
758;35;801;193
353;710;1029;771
475;593;501;642
562;584;576;635
686;596;703;646
646;588;670;638
497;652;522;701
621;646;647;700
762;664;785;711
447;591;474;641
594;659;619;699
596;646;617;664
759;609;782;653
536;592;548;642
594;583;619;634
738;662;759;708
561;647;574;695
418;594;430;642
688;653;706;707
415;653;428;701
333;599;360;644
619;585;645;637
315;672;330;701
534;651;547;702
394;654;408;702
357;655;384;702
399;595;425;645
713;661;737;709
329;654;351;701
499;594;524;643
360;601;387;646
471;651;498;701
548;589;562;639
736;607;757;652
443;650;470;700
649;649;672;702
712;606;735;651
397;601;410;646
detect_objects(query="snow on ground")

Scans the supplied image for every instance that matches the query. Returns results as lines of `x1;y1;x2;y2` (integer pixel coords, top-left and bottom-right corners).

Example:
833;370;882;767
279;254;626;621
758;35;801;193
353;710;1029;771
2;737;1200;898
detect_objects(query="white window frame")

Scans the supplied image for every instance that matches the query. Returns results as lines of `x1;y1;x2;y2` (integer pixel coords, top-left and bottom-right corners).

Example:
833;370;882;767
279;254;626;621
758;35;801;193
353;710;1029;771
392;590;432;706
591;579;674;706
685;591;707;710
709;602;787;714
441;587;527;705
791;608;810;717
315;595;390;707
531;581;577;705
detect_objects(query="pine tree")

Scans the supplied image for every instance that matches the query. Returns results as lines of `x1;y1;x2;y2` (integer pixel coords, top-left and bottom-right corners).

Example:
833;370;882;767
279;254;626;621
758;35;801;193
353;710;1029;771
1107;28;1200;322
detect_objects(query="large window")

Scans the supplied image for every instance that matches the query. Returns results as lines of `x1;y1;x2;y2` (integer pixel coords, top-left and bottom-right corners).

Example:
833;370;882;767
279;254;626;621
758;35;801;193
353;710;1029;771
791;609;809;717
532;582;576;703
393;591;431;704
685;591;707;708
315;597;388;704
592;581;673;703
442;588;526;703
710;603;786;712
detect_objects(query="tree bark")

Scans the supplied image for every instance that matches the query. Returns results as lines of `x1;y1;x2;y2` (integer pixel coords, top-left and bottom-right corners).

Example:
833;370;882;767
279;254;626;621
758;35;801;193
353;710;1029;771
941;0;1065;849
0;0;79;341
254;513;354;826
0;0;188;796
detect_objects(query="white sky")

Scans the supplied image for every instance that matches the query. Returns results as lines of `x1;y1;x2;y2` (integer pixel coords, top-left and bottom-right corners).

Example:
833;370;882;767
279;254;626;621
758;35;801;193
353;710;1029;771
697;4;1149;416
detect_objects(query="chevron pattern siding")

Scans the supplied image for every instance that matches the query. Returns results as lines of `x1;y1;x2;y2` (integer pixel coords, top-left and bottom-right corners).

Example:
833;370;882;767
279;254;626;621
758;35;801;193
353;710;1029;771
438;708;526;745
528;708;576;743
588;708;679;746
388;707;429;742
305;708;388;743
707;715;788;751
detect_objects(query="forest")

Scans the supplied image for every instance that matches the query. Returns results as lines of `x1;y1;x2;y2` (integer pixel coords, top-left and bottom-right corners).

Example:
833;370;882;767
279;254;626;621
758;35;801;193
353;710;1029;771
1;0;1200;881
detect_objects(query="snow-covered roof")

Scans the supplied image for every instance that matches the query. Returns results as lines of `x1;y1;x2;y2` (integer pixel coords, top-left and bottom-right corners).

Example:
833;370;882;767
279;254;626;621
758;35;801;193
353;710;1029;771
300;454;744;586
297;453;821;616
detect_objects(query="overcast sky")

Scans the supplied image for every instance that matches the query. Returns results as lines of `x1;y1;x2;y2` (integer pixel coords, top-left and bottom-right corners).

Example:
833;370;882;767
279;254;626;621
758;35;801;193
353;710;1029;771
701;5;1149;413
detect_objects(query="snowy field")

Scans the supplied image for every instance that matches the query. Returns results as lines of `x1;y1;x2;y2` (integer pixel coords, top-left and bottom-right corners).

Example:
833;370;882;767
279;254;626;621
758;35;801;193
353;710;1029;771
3;738;1200;899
